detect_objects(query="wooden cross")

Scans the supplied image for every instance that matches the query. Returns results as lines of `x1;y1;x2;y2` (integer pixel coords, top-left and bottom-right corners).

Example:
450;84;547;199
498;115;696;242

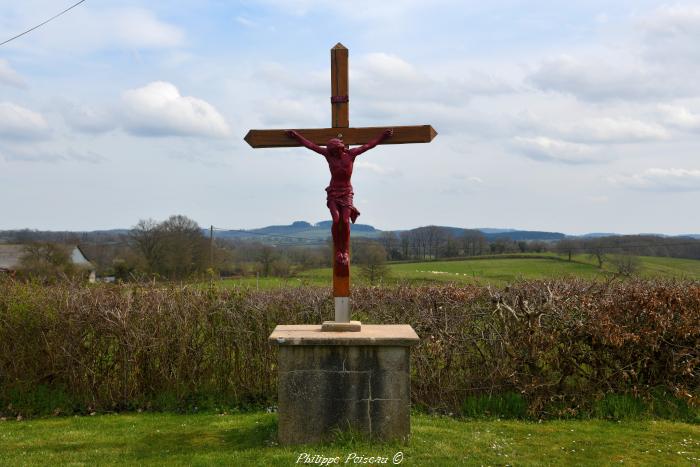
245;43;437;326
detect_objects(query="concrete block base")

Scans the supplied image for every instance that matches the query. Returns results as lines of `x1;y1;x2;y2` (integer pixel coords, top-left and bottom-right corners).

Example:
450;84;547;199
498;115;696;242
269;324;419;445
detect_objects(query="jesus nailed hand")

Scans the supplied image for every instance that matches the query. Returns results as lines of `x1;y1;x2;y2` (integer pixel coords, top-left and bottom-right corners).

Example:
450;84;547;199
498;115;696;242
286;128;393;268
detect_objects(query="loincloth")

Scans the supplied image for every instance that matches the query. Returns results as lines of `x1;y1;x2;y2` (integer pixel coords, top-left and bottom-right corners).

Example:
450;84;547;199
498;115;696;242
325;185;360;223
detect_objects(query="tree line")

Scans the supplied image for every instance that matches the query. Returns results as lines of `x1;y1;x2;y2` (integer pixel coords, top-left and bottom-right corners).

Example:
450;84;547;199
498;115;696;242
3;219;699;282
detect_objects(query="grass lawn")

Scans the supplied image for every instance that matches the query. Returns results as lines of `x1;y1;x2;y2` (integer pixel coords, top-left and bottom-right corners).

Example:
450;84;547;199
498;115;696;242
1;412;698;466
210;254;700;289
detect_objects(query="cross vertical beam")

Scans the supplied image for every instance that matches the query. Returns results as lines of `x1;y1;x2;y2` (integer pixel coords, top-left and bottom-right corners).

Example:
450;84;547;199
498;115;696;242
331;43;350;323
331;43;349;128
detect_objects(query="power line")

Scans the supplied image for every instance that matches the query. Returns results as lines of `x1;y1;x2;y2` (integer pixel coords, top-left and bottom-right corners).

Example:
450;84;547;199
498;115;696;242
0;0;87;47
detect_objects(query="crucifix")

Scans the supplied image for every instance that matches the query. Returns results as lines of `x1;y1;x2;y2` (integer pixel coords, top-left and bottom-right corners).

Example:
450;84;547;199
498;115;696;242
245;43;437;330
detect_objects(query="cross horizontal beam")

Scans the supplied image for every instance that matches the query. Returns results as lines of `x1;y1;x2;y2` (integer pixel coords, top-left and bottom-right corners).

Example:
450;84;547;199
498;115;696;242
244;125;437;148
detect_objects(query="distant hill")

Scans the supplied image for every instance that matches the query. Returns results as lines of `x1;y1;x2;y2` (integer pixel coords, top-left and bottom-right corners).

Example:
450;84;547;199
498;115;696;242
578;232;620;238
485;230;565;241
476;228;516;234
210;221;381;244
210;222;566;244
391;226;566;242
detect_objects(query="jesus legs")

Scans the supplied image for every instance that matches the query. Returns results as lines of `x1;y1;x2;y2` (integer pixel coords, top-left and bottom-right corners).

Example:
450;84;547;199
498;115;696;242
329;203;351;267
337;206;351;265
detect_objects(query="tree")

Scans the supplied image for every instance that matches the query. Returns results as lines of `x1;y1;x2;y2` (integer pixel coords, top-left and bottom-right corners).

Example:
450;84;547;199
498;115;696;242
462;230;486;256
354;241;389;284
555;238;580;261
271;257;292;277
379;231;401;260
490;238;515;254
159;215;208;279
400;231;410;259
610;254;641;277
258;245;277;277
426;226;446;259
586;239;608;269
443;234;460;257
19;243;75;280
129;219;164;273
112;259;136;282
130;215;208;279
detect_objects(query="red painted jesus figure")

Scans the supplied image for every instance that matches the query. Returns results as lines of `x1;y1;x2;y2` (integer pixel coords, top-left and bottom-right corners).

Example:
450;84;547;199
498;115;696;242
286;128;393;268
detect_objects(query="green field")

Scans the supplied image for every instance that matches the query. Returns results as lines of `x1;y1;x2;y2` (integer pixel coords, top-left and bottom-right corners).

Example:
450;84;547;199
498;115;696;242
211;254;700;289
388;254;700;285
1;412;698;466
388;256;601;284
635;256;700;279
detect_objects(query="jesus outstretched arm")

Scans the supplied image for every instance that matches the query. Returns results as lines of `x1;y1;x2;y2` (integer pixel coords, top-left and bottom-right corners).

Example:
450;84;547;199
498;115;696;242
286;130;327;156
348;128;393;157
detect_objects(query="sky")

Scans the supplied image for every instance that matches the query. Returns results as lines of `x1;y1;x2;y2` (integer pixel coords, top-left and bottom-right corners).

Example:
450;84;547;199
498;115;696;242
0;0;699;235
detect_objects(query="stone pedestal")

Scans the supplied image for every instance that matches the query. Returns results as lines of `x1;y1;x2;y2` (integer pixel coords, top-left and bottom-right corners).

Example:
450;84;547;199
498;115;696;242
269;324;419;445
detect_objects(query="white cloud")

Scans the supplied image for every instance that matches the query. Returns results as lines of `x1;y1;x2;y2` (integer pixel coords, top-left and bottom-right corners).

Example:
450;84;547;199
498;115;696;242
568;117;668;143
0;102;50;140
0;60;26;88
609;168;700;192
526;52;700;102
361;53;423;83
527;55;672;102
355;52;512;104
520;114;670;144
527;5;700;103
349;53;428;104
640;5;700;65
121;82;231;138
658;105;700;132
513;136;600;164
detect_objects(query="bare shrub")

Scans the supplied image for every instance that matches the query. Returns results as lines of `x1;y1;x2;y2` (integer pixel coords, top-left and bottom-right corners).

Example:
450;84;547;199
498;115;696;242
0;277;697;417
610;254;641;277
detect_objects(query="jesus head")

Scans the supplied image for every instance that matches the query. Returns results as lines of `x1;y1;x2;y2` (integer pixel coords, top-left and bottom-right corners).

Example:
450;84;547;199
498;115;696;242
326;138;345;155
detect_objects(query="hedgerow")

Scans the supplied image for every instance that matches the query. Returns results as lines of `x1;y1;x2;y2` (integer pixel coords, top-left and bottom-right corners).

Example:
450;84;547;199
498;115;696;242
0;278;697;419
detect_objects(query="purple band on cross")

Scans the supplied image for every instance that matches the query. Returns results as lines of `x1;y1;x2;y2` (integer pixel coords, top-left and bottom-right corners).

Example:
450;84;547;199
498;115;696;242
331;95;349;104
